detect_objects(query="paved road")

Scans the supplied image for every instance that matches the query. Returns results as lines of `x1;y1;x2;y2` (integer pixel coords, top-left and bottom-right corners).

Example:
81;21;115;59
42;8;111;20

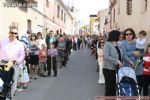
13;48;104;100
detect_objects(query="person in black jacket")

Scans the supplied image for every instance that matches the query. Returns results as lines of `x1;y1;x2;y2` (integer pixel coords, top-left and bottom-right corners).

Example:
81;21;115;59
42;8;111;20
46;33;50;49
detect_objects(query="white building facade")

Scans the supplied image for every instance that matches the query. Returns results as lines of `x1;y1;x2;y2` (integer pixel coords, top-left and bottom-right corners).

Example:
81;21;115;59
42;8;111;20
0;0;75;39
109;0;150;39
97;8;109;35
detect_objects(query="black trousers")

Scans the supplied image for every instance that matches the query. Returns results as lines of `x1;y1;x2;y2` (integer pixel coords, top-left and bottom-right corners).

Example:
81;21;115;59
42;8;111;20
47;56;57;76
143;75;150;96
136;75;143;95
103;68;116;96
78;43;81;50
73;43;77;50
0;66;14;98
25;56;30;74
62;51;69;66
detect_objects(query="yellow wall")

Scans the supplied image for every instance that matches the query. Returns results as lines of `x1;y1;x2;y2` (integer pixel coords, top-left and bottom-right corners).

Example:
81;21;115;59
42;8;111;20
90;16;97;34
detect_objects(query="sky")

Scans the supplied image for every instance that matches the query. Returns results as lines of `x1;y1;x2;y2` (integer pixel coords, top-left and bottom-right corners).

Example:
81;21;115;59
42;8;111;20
63;0;109;25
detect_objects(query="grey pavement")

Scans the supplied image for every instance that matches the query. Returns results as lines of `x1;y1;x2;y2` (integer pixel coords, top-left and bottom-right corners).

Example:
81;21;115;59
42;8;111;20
13;48;104;100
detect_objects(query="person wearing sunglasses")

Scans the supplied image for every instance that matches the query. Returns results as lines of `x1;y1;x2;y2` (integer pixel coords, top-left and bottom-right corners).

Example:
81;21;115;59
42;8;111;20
0;27;25;98
121;28;144;95
103;30;133;96
121;28;138;67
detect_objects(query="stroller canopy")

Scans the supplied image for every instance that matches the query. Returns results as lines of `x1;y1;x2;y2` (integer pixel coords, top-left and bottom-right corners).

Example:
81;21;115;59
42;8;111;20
118;67;137;83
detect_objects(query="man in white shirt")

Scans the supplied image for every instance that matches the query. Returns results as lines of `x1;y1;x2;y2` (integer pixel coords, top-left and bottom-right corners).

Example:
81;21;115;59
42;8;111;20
0;27;25;98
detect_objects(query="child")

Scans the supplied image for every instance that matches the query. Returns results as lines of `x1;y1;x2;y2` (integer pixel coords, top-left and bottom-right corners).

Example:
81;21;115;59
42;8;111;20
39;44;47;77
97;39;105;84
136;30;147;53
135;31;147;69
143;45;150;96
47;43;58;77
17;61;29;91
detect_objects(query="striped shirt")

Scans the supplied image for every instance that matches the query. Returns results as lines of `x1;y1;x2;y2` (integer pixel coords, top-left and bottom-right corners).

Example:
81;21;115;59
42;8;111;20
20;35;30;49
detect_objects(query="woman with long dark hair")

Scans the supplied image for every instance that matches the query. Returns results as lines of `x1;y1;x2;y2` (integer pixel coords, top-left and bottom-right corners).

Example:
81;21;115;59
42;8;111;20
29;33;40;79
103;30;133;96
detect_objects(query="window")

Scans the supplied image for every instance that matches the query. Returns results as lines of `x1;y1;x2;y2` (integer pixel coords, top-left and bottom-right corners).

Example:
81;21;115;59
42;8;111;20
60;29;62;34
27;20;32;32
145;0;148;11
56;30;59;34
57;5;60;18
61;9;63;21
127;0;132;15
113;9;115;23
46;0;49;7
118;0;120;14
104;17;108;25
64;13;66;23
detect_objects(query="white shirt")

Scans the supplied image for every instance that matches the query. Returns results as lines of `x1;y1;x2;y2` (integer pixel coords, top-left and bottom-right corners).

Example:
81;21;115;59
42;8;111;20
37;38;46;49
97;48;104;62
0;38;25;64
136;38;146;49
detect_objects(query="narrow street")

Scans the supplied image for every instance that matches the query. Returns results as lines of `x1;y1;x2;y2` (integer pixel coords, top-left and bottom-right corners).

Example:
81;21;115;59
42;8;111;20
13;48;104;100
1;0;150;100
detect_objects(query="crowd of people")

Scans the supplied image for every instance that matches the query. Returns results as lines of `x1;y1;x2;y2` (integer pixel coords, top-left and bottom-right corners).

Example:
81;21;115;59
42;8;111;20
89;28;150;96
0;27;86;99
0;26;150;99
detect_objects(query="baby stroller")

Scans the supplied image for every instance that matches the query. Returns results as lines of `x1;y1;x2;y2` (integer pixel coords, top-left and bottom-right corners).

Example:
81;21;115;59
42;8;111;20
0;60;14;100
116;67;140;97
